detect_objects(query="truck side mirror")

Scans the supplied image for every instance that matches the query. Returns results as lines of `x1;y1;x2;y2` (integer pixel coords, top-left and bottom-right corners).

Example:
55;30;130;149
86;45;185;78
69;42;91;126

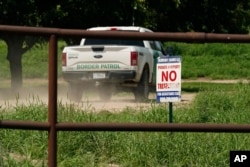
165;46;174;56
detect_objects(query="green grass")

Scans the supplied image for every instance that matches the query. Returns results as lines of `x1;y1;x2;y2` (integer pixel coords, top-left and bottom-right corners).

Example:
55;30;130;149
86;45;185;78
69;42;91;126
165;42;250;79
1;84;250;166
1;40;250;79
0;40;65;79
1;41;250;166
182;82;238;93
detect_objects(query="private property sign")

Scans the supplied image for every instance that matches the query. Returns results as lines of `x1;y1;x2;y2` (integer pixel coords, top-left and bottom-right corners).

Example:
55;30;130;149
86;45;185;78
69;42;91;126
156;56;181;102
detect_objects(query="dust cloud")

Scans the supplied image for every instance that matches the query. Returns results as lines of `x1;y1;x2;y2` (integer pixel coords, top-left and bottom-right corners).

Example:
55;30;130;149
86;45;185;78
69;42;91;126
0;79;195;112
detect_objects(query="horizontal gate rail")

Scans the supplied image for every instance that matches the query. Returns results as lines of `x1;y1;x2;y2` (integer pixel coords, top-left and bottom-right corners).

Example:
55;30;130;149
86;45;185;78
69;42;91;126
0;120;49;130
1;121;250;133
1;25;250;43
1;25;250;167
54;122;250;133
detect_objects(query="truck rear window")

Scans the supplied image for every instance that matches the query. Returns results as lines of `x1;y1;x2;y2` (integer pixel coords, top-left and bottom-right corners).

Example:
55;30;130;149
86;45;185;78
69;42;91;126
84;39;144;47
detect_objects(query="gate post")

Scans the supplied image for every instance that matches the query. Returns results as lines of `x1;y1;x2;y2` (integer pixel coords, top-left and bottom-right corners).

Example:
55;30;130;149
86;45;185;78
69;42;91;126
48;35;58;167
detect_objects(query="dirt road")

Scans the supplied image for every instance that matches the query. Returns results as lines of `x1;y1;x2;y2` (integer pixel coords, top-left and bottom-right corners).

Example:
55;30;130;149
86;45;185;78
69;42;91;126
0;79;196;111
2;78;247;111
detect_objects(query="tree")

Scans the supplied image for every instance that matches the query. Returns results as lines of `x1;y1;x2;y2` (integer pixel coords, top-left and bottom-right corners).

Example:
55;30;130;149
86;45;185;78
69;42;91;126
57;0;141;30
144;0;250;33
0;0;42;90
0;0;139;90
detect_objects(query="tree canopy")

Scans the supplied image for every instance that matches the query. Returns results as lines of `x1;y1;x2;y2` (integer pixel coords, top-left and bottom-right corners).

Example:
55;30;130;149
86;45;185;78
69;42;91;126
145;0;250;33
1;0;250;33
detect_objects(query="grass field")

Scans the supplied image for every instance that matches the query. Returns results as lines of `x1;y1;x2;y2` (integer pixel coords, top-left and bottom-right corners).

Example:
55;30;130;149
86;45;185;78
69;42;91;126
1;41;250;166
167;42;250;79
1;84;250;166
1;40;250;79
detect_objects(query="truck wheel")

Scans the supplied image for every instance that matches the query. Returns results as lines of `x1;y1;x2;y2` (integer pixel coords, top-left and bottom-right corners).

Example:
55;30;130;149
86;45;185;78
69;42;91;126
98;83;112;101
133;68;149;102
68;83;83;102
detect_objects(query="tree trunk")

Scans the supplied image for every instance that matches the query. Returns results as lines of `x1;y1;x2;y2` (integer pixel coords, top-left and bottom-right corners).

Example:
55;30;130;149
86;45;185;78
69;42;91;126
5;36;25;91
4;35;39;91
7;51;23;91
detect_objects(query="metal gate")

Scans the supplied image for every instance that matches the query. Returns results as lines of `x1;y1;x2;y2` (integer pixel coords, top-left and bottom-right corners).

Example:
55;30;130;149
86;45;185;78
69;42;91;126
1;25;250;167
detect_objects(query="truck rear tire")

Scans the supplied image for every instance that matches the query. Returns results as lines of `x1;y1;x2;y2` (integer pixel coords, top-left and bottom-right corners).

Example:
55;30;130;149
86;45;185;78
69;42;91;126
68;83;83;102
98;83;113;101
133;68;149;102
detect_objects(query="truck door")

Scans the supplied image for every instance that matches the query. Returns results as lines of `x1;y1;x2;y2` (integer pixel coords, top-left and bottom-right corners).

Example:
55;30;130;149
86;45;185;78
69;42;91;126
152;41;166;85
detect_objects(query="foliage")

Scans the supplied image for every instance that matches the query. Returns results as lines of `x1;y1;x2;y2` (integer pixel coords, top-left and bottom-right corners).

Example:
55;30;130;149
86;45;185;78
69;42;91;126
141;0;250;33
165;42;250;79
0;0;250;33
58;0;139;29
0;0;38;26
1;84;250;166
191;83;250;123
2;40;250;80
0;40;65;79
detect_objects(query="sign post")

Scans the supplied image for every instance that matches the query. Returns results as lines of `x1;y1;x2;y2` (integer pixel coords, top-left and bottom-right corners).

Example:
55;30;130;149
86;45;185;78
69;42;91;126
156;56;181;123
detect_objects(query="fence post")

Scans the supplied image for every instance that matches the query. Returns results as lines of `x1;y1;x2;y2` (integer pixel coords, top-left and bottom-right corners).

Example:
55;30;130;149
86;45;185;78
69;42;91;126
48;35;58;167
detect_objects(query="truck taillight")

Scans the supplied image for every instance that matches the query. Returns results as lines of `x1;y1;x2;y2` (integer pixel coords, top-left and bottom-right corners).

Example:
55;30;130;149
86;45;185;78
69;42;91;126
130;52;138;66
110;27;118;31
62;53;67;66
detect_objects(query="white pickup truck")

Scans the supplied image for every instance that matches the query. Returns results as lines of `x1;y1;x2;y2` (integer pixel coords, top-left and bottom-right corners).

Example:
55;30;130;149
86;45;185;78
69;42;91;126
62;26;166;101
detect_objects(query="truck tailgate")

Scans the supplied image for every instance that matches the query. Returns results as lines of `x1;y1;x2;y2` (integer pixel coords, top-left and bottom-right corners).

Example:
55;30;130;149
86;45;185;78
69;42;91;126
63;45;136;71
